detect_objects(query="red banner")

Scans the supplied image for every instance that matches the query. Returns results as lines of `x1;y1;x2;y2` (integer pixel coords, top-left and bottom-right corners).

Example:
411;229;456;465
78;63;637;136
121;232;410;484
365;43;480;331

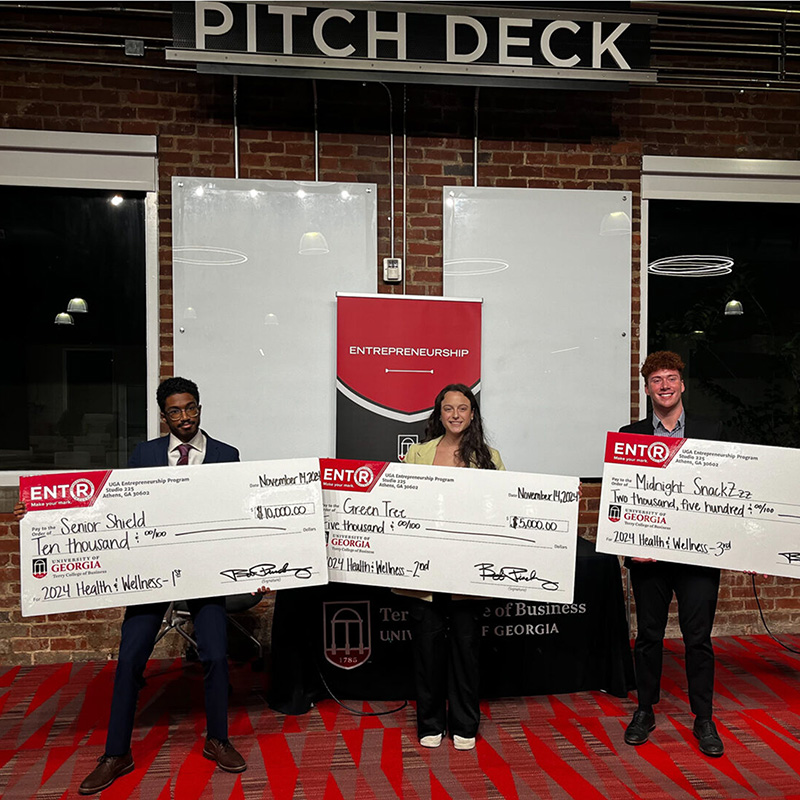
336;295;482;461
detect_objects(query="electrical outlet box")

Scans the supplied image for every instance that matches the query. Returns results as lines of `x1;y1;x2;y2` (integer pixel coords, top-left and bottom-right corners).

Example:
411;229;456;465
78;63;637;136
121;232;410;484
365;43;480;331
383;257;402;283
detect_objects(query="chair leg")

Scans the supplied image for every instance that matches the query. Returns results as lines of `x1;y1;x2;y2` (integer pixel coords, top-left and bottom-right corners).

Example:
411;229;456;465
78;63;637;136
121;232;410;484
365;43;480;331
227;616;263;660
154;602;198;649
153;602;176;645
155;601;262;661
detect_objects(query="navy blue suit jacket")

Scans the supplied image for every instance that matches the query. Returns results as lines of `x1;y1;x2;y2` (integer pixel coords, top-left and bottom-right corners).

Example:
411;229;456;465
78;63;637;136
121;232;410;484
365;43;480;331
128;431;240;468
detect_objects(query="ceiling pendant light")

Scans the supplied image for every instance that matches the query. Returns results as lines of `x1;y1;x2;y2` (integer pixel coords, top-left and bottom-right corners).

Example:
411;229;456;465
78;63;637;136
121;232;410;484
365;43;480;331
298;231;330;255
67;297;88;313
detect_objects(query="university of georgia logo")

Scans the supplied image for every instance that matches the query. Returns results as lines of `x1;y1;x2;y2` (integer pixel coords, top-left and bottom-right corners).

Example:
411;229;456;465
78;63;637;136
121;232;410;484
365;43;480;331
32;558;47;579
323;600;371;670
608;504;622;523
397;434;418;461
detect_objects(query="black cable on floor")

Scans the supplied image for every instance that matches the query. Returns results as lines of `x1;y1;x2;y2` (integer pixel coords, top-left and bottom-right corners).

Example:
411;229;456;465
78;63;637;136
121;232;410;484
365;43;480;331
751;574;800;654
316;664;408;717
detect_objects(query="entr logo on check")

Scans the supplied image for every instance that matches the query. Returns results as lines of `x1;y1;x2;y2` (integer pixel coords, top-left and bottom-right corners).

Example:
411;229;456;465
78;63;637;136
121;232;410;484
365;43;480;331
646;442;670;463
609;434;684;468
353;466;374;487
29;477;95;502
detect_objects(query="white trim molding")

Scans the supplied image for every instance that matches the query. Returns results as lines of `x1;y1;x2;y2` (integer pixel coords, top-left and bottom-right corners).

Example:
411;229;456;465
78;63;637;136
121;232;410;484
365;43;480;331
0;129;157;192
642;155;800;203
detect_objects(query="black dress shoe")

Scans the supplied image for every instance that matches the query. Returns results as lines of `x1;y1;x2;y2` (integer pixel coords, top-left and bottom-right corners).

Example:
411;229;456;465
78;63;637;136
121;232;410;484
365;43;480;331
78;751;134;795
693;718;724;757
624;709;656;745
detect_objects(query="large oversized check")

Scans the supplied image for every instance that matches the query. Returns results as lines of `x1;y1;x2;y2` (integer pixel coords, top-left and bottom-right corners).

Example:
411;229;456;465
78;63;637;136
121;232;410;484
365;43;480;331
19;459;327;616
321;459;580;602
597;432;800;577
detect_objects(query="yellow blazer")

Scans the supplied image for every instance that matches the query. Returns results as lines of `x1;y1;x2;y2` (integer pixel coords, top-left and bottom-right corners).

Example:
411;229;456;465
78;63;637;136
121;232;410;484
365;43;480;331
403;435;505;471
397;435;505;602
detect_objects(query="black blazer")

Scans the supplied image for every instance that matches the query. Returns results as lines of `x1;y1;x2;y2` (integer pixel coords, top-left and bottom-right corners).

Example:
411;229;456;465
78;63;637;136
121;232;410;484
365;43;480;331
128;431;240;468
620;414;723;442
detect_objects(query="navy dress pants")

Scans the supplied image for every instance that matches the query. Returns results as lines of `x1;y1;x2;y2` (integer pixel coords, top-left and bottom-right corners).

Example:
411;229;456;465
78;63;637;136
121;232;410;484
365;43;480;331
629;561;720;718
105;596;228;756
408;594;481;740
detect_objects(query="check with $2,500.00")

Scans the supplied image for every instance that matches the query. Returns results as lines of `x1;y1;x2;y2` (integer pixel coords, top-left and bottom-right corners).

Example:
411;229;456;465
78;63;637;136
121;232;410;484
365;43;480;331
597;432;800;577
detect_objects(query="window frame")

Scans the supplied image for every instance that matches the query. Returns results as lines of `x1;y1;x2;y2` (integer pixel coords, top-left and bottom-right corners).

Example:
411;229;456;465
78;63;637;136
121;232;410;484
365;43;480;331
0;129;160;486
640;155;800;416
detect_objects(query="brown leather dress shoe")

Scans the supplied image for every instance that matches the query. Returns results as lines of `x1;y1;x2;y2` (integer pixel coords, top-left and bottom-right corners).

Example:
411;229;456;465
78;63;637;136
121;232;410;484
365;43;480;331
202;738;247;773
78;751;134;795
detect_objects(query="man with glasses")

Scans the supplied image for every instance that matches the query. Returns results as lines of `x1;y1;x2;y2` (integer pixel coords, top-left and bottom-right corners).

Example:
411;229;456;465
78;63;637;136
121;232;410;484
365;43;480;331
621;352;725;758
78;376;246;793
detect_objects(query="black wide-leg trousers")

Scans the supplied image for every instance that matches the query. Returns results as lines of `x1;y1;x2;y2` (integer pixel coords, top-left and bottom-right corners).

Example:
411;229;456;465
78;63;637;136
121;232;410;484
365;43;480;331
408;594;481;739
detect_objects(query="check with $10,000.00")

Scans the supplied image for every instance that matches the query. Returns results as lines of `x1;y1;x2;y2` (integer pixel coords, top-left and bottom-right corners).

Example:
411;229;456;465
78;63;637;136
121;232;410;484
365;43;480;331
597;432;800;577
18;458;328;616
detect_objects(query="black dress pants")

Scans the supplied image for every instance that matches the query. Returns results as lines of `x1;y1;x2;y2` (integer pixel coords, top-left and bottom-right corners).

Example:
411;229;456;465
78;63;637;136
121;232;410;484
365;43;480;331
629;561;720;718
408;594;481;739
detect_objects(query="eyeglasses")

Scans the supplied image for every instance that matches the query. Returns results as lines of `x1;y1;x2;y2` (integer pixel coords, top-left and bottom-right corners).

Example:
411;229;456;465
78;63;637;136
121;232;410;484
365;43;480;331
164;404;200;421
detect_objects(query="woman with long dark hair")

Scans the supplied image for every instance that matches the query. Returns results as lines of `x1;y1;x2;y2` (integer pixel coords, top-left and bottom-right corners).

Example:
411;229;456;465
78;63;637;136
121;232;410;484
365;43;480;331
405;383;503;471
401;383;504;751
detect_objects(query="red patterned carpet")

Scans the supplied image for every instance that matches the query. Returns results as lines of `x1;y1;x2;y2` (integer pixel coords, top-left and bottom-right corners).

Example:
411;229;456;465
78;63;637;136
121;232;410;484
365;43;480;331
2;635;800;799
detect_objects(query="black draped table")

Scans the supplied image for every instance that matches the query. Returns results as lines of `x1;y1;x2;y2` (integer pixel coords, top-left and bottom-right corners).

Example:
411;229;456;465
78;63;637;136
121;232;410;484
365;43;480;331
268;538;634;714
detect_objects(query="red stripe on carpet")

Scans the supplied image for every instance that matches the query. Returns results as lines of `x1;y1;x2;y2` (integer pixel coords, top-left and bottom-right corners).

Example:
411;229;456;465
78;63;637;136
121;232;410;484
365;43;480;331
522;721;610;800
24;663;72;717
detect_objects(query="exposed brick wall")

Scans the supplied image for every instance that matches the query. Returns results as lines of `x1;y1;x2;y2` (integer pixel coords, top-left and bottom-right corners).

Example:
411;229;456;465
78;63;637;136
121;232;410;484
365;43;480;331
2;19;800;663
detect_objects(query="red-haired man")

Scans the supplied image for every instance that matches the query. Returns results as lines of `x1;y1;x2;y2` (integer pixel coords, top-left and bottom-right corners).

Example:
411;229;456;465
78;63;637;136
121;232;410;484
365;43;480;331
621;351;725;757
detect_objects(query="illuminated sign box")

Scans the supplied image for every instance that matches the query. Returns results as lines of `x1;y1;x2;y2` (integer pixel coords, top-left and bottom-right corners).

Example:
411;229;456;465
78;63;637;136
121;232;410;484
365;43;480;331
169;2;656;87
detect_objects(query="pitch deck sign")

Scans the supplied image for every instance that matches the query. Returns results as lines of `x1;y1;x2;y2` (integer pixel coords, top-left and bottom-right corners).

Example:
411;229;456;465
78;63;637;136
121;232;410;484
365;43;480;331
169;2;656;87
597;432;800;578
19;459;327;616
336;293;481;462
321;458;580;602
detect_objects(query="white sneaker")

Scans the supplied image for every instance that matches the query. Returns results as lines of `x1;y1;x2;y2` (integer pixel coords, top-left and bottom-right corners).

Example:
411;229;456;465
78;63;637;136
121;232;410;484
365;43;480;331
419;733;443;748
453;735;476;751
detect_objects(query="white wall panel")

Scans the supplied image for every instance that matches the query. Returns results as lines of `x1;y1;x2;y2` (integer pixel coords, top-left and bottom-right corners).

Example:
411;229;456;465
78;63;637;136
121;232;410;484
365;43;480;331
444;186;631;477
172;177;377;461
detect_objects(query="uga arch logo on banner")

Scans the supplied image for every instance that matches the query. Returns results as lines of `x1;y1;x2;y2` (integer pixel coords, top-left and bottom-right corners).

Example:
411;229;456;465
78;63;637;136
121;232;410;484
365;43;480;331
336;294;482;461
